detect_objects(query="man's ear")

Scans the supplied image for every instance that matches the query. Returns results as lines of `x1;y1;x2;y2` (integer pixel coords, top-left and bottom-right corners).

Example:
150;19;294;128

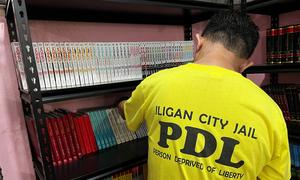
195;33;204;53
239;60;253;73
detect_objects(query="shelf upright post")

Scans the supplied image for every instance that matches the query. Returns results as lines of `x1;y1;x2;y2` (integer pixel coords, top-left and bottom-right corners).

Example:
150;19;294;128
5;0;54;179
270;14;279;84
183;9;192;41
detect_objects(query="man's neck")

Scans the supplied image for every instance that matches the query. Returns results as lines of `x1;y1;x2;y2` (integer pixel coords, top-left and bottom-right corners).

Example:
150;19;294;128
193;43;241;72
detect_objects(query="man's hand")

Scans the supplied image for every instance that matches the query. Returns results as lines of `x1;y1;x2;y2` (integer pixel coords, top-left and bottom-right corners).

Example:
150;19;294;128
117;100;126;120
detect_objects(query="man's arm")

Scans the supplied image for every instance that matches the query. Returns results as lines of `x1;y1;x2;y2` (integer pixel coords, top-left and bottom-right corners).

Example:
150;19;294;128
117;100;126;120
117;82;146;131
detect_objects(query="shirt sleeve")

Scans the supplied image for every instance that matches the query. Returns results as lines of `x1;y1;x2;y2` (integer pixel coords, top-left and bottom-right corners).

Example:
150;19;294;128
258;114;291;180
124;82;147;131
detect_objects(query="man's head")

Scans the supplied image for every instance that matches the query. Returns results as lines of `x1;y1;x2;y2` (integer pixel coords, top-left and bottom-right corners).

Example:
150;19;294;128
194;11;259;72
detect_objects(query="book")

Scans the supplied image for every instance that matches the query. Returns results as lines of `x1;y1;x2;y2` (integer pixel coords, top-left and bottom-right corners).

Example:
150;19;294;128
38;42;51;89
32;43;46;90
11;42;28;90
55;43;67;88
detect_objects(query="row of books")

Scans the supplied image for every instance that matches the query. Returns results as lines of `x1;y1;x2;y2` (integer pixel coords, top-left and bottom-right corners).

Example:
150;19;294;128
102;163;147;180
26;108;147;166
11;41;194;91
266;24;300;64
86;108;147;150
262;84;300;121
140;41;193;78
290;142;300;179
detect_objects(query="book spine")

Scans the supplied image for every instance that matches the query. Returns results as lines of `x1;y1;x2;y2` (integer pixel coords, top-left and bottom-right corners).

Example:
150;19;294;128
106;109;121;144
62;114;78;160
55;43;66;88
98;110;111;148
112;108;134;141
103;109;117;146
50;43;62;89
56;115;73;163
93;110;106;149
79;43;89;85
87;112;102;150
38;43;51;89
50;116;68;164
285;25;295;63
94;43;103;84
83;114;98;152
67;43;78;87
294;25;300;63
60;43;71;88
90;43;100;85
67;113;82;158
11;42;28;90
33;42;46;90
46;117;62;166
44;43;56;89
76;44;86;86
73;115;87;156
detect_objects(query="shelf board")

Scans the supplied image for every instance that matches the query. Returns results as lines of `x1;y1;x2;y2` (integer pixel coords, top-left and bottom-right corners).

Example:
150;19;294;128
33;80;141;103
244;63;300;74
55;137;148;180
24;0;229;24
247;0;300;15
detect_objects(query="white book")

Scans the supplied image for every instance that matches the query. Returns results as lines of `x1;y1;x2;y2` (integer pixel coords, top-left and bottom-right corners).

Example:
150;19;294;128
11;42;28;91
114;108;137;140
32;43;45;90
55;43;66;88
79;43;89;86
104;43;112;83
75;43;85;86
107;109;124;144
119;43;126;81
84;43;94;85
49;43;61;89
110;108;128;143
97;43;108;84
94;43;102;84
44;43;56;89
60;43;71;87
89;43;100;85
108;43;115;82
113;43;120;81
65;43;77;87
121;43;129;81
135;42;142;79
106;109;121;144
38;43;51;89
111;108;131;142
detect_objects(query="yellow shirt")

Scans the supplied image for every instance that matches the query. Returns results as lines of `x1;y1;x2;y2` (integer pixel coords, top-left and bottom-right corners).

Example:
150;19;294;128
124;63;291;180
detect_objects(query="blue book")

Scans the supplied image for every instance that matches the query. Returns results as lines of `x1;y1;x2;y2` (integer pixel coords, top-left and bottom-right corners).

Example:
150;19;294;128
88;112;102;150
93;110;106;149
99;109;116;147
97;110;110;148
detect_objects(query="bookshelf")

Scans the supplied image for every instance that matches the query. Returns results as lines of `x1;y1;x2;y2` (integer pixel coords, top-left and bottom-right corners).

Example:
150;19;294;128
5;0;300;179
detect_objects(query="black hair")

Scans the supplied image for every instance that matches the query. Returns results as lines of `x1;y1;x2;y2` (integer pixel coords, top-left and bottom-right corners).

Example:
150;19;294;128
202;11;259;59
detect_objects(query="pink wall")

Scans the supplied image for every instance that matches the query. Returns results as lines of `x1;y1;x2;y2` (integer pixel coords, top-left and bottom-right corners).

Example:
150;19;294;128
0;17;35;180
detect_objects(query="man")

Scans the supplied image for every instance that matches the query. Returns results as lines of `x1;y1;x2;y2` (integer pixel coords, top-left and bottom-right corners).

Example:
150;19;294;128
118;11;290;180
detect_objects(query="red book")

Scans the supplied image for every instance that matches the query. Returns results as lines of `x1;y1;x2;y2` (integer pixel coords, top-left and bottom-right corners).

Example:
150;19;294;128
73;114;87;156
79;114;92;154
67;113;82;158
83;114;98;152
60;113;78;161
55;114;73;163
46;116;62;166
48;115;68;164
55;109;82;158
